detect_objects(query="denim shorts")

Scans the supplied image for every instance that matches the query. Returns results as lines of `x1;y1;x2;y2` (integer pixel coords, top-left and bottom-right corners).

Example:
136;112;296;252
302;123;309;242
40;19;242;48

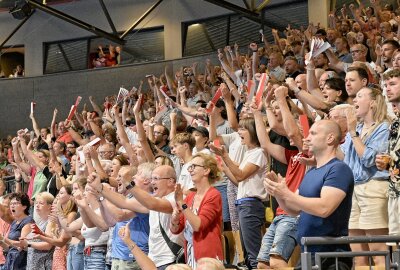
83;247;107;270
257;215;298;263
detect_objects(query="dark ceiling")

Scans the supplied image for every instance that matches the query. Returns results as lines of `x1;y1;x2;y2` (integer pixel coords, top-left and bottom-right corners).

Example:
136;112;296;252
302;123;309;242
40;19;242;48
0;0;73;11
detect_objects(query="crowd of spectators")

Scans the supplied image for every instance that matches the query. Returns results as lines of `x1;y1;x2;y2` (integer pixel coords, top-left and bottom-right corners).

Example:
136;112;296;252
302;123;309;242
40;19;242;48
0;0;400;269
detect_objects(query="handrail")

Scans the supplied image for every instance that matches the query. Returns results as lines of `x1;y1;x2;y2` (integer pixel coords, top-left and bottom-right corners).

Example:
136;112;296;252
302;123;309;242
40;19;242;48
302;236;400;246
301;236;400;270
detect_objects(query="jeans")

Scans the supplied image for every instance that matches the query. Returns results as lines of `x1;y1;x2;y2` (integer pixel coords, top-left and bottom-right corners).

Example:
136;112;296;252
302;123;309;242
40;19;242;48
83;248;107;270
215;184;230;222
67;242;84;270
237;199;265;269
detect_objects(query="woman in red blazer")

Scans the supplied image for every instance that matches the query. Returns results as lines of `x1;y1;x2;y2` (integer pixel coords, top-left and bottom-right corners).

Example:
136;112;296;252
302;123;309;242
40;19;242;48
170;152;223;269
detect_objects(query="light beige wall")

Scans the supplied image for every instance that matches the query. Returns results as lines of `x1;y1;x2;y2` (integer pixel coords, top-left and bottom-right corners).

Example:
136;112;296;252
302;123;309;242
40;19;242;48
308;0;330;28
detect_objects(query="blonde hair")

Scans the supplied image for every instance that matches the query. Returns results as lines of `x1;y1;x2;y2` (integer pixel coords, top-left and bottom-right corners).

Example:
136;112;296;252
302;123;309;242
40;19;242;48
193;153;221;184
364;87;390;124
36;192;54;205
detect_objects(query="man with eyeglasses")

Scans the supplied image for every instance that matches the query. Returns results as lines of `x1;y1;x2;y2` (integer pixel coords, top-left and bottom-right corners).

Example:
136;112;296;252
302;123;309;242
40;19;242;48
376;69;400;239
98;143;116;161
66;141;78;158
89;165;183;269
153;124;171;154
326;44;373;74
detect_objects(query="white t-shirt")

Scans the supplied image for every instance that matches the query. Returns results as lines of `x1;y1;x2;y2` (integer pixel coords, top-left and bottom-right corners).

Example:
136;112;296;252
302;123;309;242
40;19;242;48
81;209;109;247
178;163;195;191
221;132;247;163
168;154;182;179
237;147;268;200
216;120;234;135
192;147;212;155
148;192;184;267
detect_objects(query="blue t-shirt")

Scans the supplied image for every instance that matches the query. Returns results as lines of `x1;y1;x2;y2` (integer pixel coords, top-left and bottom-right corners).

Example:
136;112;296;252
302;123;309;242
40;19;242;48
297;158;354;253
111;212;150;261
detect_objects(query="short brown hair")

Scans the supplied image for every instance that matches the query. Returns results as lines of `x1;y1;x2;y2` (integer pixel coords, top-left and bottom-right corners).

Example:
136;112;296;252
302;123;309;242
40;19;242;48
383;69;400;80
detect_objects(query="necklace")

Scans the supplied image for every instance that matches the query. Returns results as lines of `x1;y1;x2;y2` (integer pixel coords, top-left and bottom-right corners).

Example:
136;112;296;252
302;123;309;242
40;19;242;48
361;122;376;140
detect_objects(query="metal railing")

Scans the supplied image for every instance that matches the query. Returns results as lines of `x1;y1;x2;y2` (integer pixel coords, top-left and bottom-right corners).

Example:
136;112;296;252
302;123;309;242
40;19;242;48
2;175;28;194
301;235;400;270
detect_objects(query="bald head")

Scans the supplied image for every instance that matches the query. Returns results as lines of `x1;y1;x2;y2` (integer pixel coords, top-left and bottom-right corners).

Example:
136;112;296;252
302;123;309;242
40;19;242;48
153;165;176;180
316;120;342;146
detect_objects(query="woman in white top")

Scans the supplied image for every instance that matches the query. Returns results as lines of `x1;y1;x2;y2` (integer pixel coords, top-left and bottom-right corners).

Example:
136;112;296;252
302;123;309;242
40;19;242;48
219;117;268;270
58;177;109;270
74;177;109;270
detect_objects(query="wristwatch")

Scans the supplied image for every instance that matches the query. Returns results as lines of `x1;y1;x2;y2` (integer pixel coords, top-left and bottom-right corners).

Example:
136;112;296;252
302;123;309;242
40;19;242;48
350;131;359;138
181;204;188;210
126;181;136;190
100;177;109;184
98;196;105;202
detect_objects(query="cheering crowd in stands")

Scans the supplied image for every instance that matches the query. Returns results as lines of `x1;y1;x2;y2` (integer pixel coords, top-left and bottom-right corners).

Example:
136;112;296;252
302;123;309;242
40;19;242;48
1;0;400;269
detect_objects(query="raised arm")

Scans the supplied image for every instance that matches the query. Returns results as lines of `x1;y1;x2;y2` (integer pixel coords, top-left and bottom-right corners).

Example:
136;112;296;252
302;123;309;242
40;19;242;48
66;126;87;146
305;56;325;100
169;111;177;141
88;96;103;117
113;106;136;165
74;191;108;232
274;86;303;150
29;112;41;138
218;49;236;82
251;104;287;164
19;133;46;170
287;78;331;112
133;96;155;162
50;108;58;139
264;86;286;136
88;172;150;214
11;137;31;175
99;194;136;227
325;48;345;72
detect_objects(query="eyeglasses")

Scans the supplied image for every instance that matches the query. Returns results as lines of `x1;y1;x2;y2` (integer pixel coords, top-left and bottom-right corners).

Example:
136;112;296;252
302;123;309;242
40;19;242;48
187;164;205;171
153;131;165;135
10;202;21;206
151;177;172;181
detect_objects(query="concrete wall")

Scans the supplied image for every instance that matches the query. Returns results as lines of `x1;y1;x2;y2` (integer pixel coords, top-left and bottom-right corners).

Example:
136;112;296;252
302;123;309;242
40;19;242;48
0;53;218;137
0;0;236;76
